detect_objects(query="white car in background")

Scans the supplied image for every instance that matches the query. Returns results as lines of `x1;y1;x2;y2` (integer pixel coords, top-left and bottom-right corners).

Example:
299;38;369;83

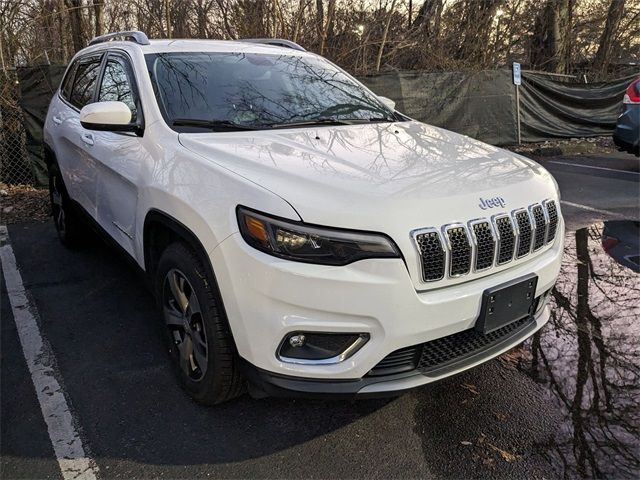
43;31;563;404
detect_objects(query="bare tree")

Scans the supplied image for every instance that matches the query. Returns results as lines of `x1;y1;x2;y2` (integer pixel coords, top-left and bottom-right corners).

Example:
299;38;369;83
593;0;626;73
64;0;85;52
530;0;573;73
2;0;639;76
456;0;503;65
375;0;398;72
93;0;103;36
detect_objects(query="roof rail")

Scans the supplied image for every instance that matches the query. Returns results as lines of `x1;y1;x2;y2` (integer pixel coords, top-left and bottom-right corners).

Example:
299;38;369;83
239;38;305;52
89;31;150;46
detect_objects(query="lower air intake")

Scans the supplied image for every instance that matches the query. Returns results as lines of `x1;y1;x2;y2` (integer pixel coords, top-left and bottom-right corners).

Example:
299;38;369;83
368;315;535;378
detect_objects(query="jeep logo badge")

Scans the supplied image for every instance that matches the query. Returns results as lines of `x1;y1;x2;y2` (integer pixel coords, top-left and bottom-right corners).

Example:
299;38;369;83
479;196;506;210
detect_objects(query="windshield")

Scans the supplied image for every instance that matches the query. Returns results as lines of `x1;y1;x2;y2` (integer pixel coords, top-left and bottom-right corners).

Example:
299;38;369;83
145;52;398;131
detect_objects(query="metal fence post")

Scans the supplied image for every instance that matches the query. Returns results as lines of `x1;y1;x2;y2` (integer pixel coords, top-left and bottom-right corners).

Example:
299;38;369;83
516;84;521;145
512;62;522;145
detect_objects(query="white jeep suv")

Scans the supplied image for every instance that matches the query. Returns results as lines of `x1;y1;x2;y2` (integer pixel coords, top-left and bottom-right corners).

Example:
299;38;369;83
44;31;563;404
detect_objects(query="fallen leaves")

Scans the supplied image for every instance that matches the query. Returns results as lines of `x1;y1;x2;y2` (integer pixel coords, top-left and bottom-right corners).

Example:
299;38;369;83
460;433;523;468
499;346;532;370
461;382;479;395
488;443;521;462
0;183;50;224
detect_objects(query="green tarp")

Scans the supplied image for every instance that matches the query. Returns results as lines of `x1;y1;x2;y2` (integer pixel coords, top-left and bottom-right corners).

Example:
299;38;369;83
17;65;66;185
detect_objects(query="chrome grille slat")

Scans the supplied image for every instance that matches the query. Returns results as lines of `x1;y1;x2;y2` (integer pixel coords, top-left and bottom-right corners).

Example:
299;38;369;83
413;200;558;284
444;225;471;276
414;229;446;282
494;215;516;265
469;220;495;271
544;200;558;243
513;209;533;258
531;204;546;251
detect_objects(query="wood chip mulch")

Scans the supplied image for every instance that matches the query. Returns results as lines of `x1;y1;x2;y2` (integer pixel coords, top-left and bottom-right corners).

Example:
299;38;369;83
0;183;51;225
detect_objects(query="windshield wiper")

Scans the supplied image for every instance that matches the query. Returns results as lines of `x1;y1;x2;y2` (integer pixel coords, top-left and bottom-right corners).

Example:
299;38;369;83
269;117;359;128
172;118;264;131
272;117;400;129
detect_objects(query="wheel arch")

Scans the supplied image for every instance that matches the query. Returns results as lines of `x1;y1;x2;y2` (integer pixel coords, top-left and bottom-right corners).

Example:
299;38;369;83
44;143;56;168
143;209;242;359
143;209;214;279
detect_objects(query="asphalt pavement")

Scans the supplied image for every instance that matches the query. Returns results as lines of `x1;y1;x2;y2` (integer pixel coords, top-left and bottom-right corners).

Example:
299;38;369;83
1;151;639;479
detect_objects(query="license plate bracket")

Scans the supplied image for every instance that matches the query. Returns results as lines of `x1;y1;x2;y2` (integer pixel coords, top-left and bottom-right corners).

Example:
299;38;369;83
476;273;538;334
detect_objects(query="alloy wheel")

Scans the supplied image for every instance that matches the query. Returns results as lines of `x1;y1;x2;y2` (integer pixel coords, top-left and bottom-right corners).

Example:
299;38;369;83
162;268;208;381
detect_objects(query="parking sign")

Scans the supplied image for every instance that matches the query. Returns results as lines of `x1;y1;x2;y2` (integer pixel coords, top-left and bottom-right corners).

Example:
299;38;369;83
513;62;522;86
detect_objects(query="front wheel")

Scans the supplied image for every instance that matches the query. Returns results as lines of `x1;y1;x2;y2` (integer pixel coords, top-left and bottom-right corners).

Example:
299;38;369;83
156;242;244;404
48;163;84;248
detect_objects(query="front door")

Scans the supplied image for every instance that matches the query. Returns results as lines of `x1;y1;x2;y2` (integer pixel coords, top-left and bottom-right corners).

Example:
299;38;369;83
91;52;147;256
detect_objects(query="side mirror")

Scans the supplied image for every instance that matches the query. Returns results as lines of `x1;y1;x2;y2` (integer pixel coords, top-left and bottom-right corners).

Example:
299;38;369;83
80;101;135;132
378;96;396;111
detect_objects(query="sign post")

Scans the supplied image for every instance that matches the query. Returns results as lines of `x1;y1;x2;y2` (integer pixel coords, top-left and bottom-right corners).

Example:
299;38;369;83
513;62;522;145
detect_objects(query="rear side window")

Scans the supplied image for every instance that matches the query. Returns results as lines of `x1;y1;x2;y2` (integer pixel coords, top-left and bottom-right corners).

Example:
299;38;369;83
69;56;102;109
98;58;138;122
60;62;78;100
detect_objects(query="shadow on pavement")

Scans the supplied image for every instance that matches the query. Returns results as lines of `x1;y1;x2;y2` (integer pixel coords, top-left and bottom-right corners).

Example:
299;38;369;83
3;220;639;478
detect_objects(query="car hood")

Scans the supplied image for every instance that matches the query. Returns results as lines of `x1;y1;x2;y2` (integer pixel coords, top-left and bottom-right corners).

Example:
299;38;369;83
179;121;557;231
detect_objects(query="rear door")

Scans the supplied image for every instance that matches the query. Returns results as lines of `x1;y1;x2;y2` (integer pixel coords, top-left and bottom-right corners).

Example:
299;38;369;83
51;53;104;217
91;51;147;256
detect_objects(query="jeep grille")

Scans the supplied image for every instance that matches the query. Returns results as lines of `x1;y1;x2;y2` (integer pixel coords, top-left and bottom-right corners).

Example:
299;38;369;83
413;200;559;283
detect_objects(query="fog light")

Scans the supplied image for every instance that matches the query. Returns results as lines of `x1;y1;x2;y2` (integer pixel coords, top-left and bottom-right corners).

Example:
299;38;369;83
278;332;369;364
289;334;306;347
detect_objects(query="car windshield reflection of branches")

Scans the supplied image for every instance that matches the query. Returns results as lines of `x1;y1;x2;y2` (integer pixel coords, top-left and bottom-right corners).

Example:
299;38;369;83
146;52;394;130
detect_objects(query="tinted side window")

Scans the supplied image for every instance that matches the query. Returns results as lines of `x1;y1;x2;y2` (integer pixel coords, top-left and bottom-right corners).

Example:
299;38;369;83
61;62;78;100
98;59;137;122
69;57;102;109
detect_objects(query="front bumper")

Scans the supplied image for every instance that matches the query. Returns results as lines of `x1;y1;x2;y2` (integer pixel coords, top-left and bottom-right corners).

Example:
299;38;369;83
209;222;564;391
241;303;549;398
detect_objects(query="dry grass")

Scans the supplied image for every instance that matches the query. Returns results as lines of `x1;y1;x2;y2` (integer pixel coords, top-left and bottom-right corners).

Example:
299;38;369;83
509;136;618;156
0;183;50;225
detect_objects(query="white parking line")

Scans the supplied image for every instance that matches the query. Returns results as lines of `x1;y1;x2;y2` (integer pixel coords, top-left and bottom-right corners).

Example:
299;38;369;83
0;226;99;480
549;160;640;176
560;200;626;218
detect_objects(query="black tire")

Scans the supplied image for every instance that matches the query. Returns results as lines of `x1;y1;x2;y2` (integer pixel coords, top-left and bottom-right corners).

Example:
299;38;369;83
155;242;244;405
48;162;85;248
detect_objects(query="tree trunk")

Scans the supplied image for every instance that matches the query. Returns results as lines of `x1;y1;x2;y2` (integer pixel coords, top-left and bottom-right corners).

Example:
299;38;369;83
292;0;307;43
93;0;103;37
319;0;335;56
316;0;324;50
593;0;626;72
215;0;235;39
376;0;398;72
165;0;172;38
64;0;85;53
530;0;572;73
412;0;443;37
456;0;502;64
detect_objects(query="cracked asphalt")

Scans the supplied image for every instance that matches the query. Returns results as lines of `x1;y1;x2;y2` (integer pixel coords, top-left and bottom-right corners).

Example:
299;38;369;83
2;152;639;479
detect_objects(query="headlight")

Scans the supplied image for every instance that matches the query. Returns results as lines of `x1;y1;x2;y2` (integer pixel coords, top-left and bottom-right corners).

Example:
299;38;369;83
237;206;401;265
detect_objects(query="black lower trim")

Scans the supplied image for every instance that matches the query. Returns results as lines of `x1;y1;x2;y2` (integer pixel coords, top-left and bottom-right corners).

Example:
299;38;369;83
239;359;413;399
241;313;541;399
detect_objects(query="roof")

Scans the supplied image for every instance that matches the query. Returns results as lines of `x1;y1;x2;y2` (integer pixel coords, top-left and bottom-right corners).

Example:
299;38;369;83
79;38;310;57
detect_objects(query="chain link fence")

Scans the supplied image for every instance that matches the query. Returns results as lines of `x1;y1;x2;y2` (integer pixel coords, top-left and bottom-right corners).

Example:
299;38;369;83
0;69;34;186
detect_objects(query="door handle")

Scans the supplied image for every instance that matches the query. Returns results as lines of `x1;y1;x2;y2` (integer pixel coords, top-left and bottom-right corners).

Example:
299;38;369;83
81;132;94;146
52;115;63;125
